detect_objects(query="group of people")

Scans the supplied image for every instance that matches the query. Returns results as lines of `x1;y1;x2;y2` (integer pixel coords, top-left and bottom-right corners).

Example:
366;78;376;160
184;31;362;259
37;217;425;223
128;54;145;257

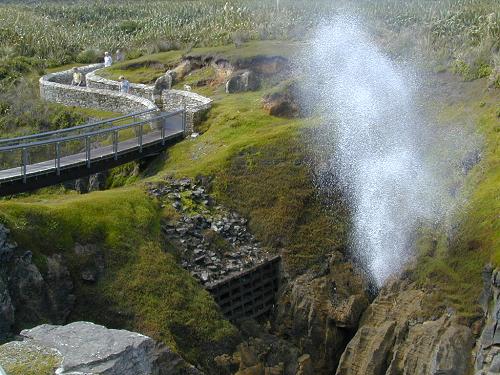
71;49;129;93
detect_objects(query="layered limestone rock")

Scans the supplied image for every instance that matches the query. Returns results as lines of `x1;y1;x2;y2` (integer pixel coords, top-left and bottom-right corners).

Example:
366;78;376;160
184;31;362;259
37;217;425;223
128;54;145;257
335;279;474;375
274;253;371;374
474;267;500;374
0;321;204;375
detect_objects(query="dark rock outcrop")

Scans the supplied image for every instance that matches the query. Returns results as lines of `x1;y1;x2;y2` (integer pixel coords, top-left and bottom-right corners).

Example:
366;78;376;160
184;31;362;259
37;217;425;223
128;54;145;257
226;71;259;93
0;224;75;340
475;268;500;374
274;253;371;374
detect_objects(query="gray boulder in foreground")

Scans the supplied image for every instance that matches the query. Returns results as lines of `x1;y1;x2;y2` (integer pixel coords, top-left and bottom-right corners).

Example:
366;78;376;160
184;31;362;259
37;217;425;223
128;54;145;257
0;321;204;375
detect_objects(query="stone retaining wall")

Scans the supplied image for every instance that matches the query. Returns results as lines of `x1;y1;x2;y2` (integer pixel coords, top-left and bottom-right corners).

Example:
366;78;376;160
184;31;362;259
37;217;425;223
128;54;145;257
39;65;157;114
40;64;213;132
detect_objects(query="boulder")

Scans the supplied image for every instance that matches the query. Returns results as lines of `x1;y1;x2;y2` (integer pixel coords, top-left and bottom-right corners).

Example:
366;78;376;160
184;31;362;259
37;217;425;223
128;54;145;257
262;85;301;118
1;321;205;375
226;70;259;93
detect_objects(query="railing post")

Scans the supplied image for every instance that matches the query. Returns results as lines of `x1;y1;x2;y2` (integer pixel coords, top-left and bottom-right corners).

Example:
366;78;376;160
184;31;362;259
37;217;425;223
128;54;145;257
161;115;166;145
138;124;143;153
183;102;187;134
22;147;27;183
113;131;118;160
55;142;61;175
85;136;91;168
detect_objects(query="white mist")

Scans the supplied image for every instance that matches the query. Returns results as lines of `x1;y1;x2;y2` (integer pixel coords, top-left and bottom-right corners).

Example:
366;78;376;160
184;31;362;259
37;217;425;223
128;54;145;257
302;15;455;286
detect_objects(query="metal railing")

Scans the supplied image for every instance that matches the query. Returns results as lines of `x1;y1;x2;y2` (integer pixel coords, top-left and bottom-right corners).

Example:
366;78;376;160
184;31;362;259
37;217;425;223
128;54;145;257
0;109;186;183
0;109;157;147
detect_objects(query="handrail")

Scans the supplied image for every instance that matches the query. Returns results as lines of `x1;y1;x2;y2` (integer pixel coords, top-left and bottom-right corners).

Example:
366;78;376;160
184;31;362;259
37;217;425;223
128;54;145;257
0;108;157;146
0;110;183;152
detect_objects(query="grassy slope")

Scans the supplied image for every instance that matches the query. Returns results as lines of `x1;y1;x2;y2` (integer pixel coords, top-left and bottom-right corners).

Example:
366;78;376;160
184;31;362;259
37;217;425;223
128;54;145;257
414;82;499;321
100;40;302;84
0;187;237;365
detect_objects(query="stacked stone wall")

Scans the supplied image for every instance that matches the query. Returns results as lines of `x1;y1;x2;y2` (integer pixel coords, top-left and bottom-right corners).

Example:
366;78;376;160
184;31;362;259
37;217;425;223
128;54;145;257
39;66;157;114
39;64;213;132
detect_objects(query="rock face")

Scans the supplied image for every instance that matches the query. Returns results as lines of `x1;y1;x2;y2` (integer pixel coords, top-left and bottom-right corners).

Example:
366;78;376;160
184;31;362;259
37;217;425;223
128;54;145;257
274;253;371;374
335;279;474;375
474;268;500;374
214;319;311;375
0;322;204;375
226;70;259;93
0;223;75;340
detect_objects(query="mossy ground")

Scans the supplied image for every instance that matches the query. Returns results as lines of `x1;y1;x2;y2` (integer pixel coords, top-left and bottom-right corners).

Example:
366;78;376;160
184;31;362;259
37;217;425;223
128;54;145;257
0;187;237;365
100;40;302;84
412;81;499;321
0;342;61;375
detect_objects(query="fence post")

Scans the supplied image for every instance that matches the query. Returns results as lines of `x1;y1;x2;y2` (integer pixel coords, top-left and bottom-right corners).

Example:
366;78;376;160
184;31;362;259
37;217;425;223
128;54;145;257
55;142;61;175
22;147;27;183
161;115;166;145
85;136;91;168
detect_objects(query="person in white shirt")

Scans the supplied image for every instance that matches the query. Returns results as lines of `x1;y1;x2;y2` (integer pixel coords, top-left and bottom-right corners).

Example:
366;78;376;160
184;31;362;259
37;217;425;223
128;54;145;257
104;51;113;67
119;76;130;93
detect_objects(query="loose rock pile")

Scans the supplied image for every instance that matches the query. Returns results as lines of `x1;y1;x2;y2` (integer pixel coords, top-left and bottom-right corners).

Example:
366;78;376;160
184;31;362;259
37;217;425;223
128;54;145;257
147;178;271;286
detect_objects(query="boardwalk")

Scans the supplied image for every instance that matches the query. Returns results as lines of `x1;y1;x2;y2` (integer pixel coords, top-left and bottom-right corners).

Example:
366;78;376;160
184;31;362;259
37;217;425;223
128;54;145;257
0;109;185;195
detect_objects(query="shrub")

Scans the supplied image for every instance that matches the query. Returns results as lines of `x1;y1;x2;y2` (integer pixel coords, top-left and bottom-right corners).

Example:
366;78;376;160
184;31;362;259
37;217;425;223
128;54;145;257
75;49;101;64
118;20;140;34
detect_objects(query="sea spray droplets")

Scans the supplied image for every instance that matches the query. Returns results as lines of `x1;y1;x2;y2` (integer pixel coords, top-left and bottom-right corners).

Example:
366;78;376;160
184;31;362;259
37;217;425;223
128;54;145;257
302;15;449;286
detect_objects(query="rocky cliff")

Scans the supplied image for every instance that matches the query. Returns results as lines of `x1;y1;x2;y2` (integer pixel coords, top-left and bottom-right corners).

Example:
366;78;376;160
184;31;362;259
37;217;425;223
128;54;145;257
0;224;74;340
274;252;371;374
335;278;474;375
0;321;203;375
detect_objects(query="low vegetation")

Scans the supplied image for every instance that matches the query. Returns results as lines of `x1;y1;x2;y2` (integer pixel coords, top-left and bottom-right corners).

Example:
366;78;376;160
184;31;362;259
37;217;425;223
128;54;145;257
0;188;237;366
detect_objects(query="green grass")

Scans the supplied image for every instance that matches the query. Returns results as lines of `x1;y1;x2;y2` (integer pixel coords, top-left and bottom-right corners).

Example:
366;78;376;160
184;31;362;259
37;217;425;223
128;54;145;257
0;187;237;366
412;87;499;321
148;82;349;274
100;40;301;85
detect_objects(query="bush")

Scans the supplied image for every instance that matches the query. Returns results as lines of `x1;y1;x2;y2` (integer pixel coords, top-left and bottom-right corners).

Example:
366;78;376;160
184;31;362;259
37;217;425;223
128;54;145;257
75;49;101;64
118;20;140;34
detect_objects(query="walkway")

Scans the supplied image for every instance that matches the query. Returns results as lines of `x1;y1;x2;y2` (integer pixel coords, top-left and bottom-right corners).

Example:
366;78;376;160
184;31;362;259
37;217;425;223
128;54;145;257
0;109;185;195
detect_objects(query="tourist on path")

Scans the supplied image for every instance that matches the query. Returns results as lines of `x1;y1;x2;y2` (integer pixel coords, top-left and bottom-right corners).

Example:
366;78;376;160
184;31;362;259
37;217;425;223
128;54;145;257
119;76;130;94
71;67;83;86
104;51;113;67
115;49;125;62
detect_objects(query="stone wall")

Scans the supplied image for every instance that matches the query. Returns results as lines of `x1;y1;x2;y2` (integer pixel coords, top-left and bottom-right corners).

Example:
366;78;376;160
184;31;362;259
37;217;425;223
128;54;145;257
86;67;212;132
39;66;157;114
86;68;153;100
40;64;213;132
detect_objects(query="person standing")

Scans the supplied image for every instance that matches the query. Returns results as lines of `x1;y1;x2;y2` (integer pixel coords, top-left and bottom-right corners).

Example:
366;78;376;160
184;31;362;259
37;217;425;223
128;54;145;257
115;49;125;62
119;76;130;94
104;51;113;67
71;67;83;86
